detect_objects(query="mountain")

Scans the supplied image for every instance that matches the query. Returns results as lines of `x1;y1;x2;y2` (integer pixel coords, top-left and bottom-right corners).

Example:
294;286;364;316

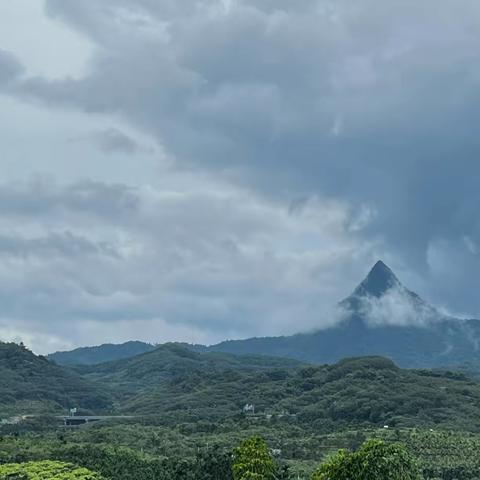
0;342;112;415
77;347;480;432
46;261;480;370
341;260;431;311
204;261;480;368
48;341;156;366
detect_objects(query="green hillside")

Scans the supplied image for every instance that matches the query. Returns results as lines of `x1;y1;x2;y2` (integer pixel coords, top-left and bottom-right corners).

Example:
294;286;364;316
0;342;112;416
76;343;303;391
5;339;480;435
77;346;480;433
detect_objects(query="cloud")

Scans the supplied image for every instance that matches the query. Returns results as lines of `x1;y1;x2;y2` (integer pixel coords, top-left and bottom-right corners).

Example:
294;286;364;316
0;177;378;353
0;49;23;84
0;178;139;220
357;285;442;327
2;1;480;350
0;0;477;295
71;128;146;155
0;231;119;259
0;323;72;354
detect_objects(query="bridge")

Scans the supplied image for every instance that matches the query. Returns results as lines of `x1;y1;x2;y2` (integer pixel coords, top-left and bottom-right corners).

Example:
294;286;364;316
57;415;134;427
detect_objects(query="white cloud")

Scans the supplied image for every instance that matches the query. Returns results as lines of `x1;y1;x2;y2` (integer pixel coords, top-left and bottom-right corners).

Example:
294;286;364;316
0;0;93;79
357;285;443;327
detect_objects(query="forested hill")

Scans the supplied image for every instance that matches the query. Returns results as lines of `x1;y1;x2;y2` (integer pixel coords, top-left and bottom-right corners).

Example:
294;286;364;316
48;341;156;366
5;339;480;435
1;342;301;417
78;346;480;433
0;342;112;415
75;342;304;392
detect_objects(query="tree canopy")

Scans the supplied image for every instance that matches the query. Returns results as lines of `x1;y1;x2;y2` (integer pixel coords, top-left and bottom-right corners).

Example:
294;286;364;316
232;436;275;480
0;460;103;480
311;439;422;480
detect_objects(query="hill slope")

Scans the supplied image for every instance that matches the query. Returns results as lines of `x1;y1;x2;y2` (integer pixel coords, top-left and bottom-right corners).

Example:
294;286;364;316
80;348;480;432
77;343;304;394
205;261;480;368
48;341;155;366
0;342;112;415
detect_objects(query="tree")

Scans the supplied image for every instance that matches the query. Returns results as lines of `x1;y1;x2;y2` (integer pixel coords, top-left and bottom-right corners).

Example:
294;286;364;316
0;460;103;479
194;445;233;480
232;436;275;480
311;439;422;480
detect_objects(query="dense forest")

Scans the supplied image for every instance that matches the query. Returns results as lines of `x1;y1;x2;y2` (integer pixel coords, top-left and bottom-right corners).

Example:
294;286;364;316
3;340;480;478
2;427;480;479
8;341;480;433
74;345;480;433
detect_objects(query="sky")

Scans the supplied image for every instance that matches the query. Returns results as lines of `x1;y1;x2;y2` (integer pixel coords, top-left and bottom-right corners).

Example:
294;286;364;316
0;0;480;354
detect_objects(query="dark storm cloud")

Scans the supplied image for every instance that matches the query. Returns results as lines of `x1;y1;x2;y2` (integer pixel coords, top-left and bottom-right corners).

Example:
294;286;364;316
33;0;480;314
2;0;480;352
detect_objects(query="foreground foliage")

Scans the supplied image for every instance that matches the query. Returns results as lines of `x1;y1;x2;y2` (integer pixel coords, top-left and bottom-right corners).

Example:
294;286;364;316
311;439;422;480
0;460;103;479
4;423;480;479
5;425;480;479
232;436;275;480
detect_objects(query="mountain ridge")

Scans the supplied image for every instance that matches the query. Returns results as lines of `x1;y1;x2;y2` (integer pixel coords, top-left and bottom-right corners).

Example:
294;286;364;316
44;261;480;369
203;261;480;367
48;341;156;366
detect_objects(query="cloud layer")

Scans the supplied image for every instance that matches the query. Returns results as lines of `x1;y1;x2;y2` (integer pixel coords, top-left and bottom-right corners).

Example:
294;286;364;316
13;1;480;270
0;177;374;353
0;1;480;350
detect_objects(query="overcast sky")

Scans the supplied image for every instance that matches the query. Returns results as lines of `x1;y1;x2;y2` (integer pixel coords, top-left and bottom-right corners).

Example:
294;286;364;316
0;0;480;354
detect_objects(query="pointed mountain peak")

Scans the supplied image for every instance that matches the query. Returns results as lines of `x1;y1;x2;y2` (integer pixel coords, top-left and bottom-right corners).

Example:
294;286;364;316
371;260;393;275
338;260;442;327
353;260;401;298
